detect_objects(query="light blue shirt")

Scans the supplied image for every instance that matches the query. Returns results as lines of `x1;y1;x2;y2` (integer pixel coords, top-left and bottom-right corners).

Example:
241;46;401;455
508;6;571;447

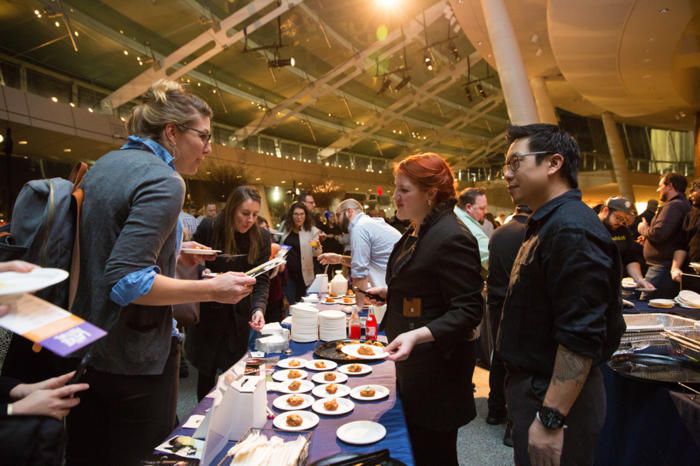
454;205;489;271
348;212;401;288
110;135;183;307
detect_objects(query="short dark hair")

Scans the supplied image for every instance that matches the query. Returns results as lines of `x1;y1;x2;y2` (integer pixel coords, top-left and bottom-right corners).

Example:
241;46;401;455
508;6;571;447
458;187;486;208
661;173;687;194
506;124;580;189
298;192;314;203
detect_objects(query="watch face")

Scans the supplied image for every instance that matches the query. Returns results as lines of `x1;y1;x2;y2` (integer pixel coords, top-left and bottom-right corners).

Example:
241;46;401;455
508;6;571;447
539;407;565;429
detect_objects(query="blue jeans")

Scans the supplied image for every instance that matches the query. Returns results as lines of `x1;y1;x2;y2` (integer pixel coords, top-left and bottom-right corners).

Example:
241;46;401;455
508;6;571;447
642;264;678;299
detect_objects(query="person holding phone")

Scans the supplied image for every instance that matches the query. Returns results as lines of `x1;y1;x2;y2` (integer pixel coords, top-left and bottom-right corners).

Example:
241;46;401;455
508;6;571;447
366;153;483;466
187;186;271;400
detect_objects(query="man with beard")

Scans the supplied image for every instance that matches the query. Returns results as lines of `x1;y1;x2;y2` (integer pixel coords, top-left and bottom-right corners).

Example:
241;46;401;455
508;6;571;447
499;124;625;466
598;196;655;290
318;198;400;309
670;180;700;281
637;173;690;298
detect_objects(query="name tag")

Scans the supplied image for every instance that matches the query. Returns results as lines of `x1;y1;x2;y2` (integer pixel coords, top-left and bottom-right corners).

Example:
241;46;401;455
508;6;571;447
403;297;422;318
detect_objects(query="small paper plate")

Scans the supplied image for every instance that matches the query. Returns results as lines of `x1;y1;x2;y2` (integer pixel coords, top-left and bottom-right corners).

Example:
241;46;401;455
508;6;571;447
0;268;68;297
272;369;308;382
272;410;320;431
180;248;220;255
272;393;315;411
312;397;354;416
278;358;309;369
341;344;388;360
350;384;390;401
312;383;351;398
649;299;675;309
305;359;338;371
336;420;386;445
271;380;315;394
311;371;348;384
337;363;372;376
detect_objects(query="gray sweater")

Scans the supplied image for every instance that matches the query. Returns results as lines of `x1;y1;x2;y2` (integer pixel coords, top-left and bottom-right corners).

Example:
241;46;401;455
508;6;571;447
71;149;185;375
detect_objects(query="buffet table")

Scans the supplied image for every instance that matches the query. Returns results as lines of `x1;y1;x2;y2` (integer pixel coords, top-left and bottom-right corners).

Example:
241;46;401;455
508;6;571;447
158;338;413;465
595;299;700;466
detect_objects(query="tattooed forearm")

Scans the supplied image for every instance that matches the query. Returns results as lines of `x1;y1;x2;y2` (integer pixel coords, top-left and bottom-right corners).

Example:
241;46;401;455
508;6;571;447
552;345;592;386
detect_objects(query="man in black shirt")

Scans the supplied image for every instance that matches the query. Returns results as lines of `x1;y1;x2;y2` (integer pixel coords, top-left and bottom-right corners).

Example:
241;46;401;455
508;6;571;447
598;196;654;290
486;205;531;445
499;124;625;466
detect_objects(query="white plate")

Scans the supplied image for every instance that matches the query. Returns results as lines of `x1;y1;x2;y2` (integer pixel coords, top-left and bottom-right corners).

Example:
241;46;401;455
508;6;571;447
311;371;348;384
649;299;675;309
272;369;308;382
336;420;386;445
272;410;319;431
337;363;372;376
272;380;315;394
312;397;355;416
0;268;69;297
278;358;309;369
305;359;338;371
319;299;340;305
350;384;390;401
180;248;221;255
312;383;351;398
272;393;315;411
621;277;637;289
341;344;388;360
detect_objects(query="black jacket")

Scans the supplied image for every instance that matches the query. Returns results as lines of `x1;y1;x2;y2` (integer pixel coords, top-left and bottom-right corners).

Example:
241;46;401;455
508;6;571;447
683;206;700;263
383;201;483;431
186;218;271;375
643;193;690;266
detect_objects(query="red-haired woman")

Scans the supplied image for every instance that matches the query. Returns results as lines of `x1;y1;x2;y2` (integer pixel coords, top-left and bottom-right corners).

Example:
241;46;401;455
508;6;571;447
367;153;484;465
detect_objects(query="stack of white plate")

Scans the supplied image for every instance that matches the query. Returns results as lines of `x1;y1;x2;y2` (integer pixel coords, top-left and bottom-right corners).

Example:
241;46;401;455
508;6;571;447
675;290;700;309
319;310;347;341
290;303;319;342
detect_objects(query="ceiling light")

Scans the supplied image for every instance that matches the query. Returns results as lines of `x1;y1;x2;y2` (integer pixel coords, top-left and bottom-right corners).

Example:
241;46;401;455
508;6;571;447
74;30;79;37
375;0;400;8
63;148;72;153
255;177;261;181
475;83;487;98
464;83;473;102
50;96;58;103
448;41;460;61
69;102;75;107
424;49;433;71
395;75;411;91
18;140;28;145
658;7;670;13
88;107;94;113
123;50;129;56
54;21;60;28
268;57;295;68
377;76;392;95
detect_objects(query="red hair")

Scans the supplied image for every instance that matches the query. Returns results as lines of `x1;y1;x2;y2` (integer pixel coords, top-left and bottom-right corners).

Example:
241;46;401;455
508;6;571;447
394;153;457;204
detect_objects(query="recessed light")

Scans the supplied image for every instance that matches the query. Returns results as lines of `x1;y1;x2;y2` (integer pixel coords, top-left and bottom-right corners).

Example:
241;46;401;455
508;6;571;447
63;148;72;153
255;177;261;181
658;7;670;14
51;96;58;103
69;102;75;107
123;50;129;56
18;140;28;145
54;21;60;28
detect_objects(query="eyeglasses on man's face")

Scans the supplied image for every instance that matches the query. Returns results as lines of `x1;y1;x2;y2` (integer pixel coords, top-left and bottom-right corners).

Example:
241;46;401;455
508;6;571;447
502;151;556;175
177;124;212;145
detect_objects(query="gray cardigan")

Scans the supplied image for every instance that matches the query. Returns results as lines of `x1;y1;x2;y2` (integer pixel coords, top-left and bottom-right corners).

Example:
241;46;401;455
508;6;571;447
71;148;185;375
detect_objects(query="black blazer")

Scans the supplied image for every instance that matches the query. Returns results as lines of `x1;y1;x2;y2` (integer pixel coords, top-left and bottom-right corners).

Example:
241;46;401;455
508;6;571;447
383;202;484;431
186;217;271;375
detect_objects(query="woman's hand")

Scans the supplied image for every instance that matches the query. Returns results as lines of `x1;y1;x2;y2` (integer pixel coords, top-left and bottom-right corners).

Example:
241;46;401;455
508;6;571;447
12;383;89;420
249;309;265;331
178;241;210;267
10;371;76;400
0;260;38;273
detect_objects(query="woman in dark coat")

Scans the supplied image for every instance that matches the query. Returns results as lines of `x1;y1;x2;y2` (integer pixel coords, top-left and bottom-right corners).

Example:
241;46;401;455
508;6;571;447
187;186;271;400
367;153;483;466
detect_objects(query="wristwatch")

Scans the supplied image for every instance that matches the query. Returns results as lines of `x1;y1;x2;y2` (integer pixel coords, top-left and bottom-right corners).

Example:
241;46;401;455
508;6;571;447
536;406;566;430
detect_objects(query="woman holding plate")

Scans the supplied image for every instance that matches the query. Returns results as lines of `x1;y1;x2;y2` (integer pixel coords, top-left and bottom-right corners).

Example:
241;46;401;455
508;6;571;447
366;153;483;466
188;186;271;400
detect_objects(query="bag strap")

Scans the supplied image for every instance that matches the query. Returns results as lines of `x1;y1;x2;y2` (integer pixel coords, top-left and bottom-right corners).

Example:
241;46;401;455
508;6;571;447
38;180;56;268
68;162;88;310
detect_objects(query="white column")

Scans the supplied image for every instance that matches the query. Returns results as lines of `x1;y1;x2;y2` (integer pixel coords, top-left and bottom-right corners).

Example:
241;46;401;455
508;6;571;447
480;0;539;125
601;112;635;203
530;76;558;124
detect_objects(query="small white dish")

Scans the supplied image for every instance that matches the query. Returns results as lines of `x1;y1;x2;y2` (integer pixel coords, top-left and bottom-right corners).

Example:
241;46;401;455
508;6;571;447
271;380;315;394
272;410;319;431
277;358;308;369
272;393;315;411
312;383;351;398
349;384;390;401
649;298;675;309
341;344;388;360
311;371;348;384
338;363;372;376
312;397;355;416
336;420;386;445
0;268;69;297
180;248;220;255
272;369;308;382
305;359;338;371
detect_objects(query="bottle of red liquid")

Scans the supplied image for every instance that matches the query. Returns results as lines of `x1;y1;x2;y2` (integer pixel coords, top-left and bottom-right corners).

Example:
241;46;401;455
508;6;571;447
348;309;361;339
365;307;378;341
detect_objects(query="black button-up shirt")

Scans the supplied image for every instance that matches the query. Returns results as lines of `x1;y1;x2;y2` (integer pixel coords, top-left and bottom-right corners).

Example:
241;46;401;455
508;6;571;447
607;224;643;267
498;190;626;378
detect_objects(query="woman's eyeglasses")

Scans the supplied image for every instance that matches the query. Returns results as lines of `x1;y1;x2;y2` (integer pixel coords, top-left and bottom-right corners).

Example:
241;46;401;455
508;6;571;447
177;124;212;145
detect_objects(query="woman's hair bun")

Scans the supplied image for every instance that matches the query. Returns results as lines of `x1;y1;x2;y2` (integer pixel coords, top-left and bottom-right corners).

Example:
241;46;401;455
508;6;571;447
148;79;184;104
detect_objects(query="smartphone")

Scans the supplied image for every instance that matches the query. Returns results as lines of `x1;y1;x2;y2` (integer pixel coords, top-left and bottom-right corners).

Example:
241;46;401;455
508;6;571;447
351;286;385;303
68;352;91;385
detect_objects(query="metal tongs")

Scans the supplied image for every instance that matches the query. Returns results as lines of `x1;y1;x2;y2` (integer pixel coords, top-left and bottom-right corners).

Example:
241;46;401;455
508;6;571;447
351;285;385;303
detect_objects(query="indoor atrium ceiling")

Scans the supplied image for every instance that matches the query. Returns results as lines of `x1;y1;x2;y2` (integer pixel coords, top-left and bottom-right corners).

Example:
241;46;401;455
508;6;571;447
0;0;509;166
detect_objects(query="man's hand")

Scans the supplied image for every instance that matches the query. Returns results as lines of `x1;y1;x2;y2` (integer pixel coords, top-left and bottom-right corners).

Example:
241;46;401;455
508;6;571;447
178;241;210;267
12;383;89;420
0;261;38;273
637;218;649;236
208;272;256;304
671;267;683;282
635;278;656;290
249;309;265;331
385;331;418;362
318;253;342;265
528;417;564;466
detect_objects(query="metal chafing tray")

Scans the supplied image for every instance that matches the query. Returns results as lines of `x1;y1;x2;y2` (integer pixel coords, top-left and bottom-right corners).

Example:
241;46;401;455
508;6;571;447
623;313;697;334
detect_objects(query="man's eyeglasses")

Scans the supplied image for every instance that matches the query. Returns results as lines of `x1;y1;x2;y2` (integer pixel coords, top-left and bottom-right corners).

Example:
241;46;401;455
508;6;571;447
502;151;556;174
177;124;212;145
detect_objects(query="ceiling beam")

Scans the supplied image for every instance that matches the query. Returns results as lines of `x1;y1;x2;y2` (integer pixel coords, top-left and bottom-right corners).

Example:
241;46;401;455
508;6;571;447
232;0;447;142
101;0;304;110
452;130;508;169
